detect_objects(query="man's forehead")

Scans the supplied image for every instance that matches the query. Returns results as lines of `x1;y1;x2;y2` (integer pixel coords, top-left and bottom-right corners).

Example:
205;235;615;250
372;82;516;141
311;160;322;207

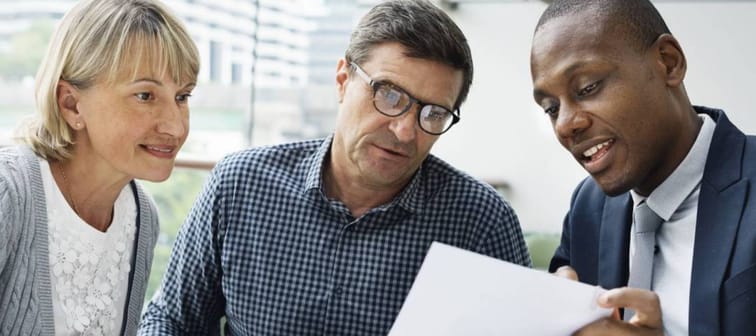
532;11;626;66
536;10;610;43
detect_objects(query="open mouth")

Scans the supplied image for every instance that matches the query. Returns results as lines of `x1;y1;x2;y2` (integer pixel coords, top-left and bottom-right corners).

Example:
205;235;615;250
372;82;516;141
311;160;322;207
580;139;614;164
141;144;177;158
142;145;173;153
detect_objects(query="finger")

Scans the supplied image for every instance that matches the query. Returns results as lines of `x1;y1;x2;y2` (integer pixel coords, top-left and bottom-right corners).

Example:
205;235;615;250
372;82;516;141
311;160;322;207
598;287;662;328
554;265;579;281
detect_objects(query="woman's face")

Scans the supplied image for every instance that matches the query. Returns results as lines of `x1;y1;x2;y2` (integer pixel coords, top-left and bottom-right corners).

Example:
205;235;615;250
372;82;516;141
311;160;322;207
67;59;195;182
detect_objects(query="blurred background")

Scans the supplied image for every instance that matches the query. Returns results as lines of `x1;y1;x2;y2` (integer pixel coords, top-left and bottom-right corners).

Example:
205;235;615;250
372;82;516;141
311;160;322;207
1;0;754;298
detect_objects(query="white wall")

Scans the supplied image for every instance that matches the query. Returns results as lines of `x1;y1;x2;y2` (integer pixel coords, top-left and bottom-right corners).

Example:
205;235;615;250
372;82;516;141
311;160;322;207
431;2;756;233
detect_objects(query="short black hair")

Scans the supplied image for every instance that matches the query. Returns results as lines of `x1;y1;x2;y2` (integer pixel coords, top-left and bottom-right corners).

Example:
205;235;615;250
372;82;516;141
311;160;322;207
345;0;473;111
536;0;671;51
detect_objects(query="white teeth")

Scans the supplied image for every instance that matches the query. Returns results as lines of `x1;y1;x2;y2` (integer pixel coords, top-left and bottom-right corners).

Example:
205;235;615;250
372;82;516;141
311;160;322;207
583;140;612;158
146;146;172;153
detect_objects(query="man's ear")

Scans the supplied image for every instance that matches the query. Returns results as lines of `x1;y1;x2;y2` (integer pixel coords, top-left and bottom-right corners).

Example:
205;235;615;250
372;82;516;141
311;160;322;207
653;34;687;88
57;80;84;130
336;58;350;103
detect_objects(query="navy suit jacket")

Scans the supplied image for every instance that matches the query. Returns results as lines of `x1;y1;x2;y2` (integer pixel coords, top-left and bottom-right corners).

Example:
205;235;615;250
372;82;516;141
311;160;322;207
549;107;756;336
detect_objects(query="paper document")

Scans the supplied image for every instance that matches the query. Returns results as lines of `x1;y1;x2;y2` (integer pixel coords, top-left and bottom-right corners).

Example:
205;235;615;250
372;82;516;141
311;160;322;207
389;242;612;335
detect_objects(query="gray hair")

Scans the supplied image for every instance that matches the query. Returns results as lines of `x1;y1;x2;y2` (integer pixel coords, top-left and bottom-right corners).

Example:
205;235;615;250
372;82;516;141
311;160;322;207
345;0;473;111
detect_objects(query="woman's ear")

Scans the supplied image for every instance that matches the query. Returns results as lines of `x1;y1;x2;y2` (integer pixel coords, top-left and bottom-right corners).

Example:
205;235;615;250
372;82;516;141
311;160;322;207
57;80;84;130
652;34;687;88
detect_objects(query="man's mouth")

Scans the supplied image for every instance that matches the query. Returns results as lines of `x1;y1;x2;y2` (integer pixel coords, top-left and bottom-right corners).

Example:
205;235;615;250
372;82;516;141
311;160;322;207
383;148;403;156
375;143;410;158
581;139;614;164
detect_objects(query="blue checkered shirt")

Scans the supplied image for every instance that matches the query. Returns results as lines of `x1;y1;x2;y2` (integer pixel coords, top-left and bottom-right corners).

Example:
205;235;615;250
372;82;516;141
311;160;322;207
138;136;530;336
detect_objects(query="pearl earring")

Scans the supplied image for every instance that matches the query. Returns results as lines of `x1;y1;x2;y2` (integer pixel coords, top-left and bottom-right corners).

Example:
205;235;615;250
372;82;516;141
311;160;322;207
75;122;81;129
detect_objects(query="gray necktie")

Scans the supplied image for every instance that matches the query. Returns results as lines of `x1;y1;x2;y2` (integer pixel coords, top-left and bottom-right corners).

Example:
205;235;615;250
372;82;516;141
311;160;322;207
624;201;663;320
627;201;663;290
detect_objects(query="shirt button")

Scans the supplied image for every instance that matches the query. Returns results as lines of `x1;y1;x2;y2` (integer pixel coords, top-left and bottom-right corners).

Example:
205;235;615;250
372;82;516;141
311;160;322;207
333;286;343;296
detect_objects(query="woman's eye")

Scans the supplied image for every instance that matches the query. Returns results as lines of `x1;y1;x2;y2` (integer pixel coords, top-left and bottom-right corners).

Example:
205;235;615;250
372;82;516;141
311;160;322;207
578;81;600;97
176;93;192;103
135;92;153;101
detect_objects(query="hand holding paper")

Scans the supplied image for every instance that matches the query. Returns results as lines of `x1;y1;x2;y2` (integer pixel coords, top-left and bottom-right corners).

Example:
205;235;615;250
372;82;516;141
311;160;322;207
573;287;664;336
389;242;613;335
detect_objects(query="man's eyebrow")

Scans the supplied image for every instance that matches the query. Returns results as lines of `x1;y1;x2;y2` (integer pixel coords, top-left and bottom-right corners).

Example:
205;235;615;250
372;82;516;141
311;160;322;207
532;59;598;101
533;88;549;102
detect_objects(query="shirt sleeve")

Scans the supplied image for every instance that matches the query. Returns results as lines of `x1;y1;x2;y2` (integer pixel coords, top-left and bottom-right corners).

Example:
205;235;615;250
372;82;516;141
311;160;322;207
548;179;589;273
471;189;532;268
138;170;227;335
0;175;12;272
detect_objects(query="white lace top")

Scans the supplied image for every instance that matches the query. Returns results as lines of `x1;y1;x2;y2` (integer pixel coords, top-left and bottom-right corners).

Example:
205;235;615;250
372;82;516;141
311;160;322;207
40;159;137;336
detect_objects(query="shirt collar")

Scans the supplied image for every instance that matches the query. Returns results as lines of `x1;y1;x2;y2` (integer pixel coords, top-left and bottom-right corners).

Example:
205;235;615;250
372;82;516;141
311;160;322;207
391;163;424;214
302;134;425;214
303;135;332;192
630;113;716;220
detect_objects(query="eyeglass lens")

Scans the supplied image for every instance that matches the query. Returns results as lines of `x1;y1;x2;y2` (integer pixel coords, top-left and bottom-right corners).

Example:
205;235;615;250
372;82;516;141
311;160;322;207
374;85;454;134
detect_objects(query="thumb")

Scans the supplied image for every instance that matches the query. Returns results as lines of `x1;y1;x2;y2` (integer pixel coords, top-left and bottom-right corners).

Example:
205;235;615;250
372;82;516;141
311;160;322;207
554;265;579;281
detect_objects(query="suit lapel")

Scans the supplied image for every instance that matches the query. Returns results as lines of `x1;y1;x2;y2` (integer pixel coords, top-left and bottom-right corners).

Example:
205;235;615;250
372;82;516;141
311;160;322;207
689;109;747;335
598;193;632;289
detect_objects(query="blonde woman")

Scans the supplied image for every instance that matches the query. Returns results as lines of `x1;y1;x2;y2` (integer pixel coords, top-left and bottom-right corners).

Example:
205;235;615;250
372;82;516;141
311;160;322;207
0;0;199;334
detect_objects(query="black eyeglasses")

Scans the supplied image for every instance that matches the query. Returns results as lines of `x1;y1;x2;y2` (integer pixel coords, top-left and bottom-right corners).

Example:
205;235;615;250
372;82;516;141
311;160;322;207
350;62;460;135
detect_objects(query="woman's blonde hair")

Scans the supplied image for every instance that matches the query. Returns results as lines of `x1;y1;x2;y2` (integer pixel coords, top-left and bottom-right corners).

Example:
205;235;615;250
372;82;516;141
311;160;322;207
18;0;200;161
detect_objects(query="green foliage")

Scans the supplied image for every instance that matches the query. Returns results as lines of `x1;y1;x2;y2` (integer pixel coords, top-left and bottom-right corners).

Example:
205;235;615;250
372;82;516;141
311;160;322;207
140;168;210;302
141;169;209;241
523;232;561;270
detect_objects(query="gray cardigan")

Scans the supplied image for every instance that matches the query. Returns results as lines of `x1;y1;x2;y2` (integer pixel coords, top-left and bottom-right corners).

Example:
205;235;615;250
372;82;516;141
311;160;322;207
0;146;159;335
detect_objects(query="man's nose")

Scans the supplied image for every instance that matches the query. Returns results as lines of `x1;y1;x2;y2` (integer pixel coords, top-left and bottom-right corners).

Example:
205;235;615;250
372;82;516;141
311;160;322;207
388;106;418;143
554;103;590;140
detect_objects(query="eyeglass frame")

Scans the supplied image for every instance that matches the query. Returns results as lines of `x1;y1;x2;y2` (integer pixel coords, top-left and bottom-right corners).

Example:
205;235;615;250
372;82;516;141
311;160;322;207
349;61;461;135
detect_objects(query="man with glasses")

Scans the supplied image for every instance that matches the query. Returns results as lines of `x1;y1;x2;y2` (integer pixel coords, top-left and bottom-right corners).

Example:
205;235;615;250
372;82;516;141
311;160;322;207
139;1;530;335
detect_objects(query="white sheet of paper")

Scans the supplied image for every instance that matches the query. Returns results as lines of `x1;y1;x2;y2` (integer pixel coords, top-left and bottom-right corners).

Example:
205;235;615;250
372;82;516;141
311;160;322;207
389;242;612;335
